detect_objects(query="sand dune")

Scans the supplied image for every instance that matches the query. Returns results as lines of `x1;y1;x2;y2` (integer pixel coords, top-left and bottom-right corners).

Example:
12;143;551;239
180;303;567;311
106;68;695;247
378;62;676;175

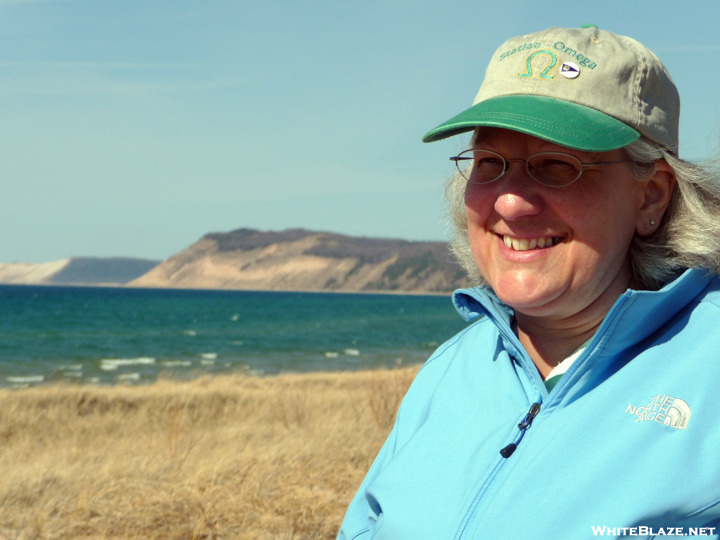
0;259;70;284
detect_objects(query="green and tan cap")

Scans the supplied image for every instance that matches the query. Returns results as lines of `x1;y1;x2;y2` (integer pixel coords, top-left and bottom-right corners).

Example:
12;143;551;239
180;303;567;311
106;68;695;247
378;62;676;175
422;25;680;153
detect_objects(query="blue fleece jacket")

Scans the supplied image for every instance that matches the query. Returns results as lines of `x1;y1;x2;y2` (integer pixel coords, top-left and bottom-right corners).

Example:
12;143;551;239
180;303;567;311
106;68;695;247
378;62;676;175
338;268;720;539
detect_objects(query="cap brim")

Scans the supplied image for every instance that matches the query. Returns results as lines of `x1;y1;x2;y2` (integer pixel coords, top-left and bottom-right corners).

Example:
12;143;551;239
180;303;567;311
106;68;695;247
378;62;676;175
422;95;640;151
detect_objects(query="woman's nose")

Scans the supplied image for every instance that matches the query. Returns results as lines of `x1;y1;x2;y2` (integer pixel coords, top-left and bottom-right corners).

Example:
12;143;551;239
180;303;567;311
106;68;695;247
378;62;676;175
492;162;544;220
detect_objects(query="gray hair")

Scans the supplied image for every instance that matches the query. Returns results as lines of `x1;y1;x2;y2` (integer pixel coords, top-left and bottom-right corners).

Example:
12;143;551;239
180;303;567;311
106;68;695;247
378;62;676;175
445;137;720;290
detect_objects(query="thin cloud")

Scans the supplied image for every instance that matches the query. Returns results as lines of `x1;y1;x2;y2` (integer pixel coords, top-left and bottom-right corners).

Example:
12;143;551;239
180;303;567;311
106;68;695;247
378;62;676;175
654;45;720;53
0;60;220;70
0;75;246;96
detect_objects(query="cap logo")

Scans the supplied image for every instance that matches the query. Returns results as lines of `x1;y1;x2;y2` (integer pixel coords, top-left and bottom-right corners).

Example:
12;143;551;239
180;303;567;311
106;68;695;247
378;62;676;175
553;41;597;69
560;62;580;79
517;50;557;80
498;41;541;62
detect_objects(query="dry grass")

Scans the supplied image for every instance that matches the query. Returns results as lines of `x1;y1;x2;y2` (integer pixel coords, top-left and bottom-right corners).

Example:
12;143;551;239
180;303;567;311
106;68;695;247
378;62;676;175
0;366;419;540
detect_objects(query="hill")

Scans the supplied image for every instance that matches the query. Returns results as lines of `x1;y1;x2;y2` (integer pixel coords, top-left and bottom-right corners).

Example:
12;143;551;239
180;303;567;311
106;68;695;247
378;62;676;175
48;257;160;284
0;257;160;286
128;228;471;293
0;260;71;285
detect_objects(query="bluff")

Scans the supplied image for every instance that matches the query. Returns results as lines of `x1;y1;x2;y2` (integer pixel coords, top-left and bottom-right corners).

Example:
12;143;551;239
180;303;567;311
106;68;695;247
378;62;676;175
127;228;471;293
0;257;159;286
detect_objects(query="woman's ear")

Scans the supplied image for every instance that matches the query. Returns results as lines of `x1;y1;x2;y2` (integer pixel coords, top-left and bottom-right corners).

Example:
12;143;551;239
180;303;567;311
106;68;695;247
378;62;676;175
635;159;676;236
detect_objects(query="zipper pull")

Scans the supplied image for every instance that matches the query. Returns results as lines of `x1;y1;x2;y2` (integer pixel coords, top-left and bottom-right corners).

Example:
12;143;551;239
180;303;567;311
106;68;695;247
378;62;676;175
500;402;541;458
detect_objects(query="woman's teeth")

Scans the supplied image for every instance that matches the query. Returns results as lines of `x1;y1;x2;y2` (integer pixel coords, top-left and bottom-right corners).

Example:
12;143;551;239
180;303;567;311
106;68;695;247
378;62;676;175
502;235;558;251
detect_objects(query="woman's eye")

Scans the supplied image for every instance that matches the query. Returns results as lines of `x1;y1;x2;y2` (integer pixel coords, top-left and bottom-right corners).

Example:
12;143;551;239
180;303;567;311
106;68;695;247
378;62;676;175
475;157;502;168
535;159;577;176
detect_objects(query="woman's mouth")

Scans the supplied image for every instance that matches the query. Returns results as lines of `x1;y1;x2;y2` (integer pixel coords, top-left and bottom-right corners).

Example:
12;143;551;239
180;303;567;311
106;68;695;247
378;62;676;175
502;235;562;251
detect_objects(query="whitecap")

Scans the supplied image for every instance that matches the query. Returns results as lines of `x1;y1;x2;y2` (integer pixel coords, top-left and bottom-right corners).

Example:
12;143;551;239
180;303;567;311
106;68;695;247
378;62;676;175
230;314;240;321
200;358;215;366
324;351;339;358
200;353;218;360
344;349;360;356
100;357;155;371
117;373;141;381
162;360;192;367
7;375;45;384
184;330;197;336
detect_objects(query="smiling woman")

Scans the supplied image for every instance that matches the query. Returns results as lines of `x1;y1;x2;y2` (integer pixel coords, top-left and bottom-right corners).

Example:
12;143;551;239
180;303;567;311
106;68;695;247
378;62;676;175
447;134;720;294
338;25;720;540
459;128;674;354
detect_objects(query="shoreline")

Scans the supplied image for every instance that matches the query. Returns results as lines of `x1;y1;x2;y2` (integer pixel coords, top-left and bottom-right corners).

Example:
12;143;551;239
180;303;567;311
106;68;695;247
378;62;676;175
0;281;455;297
0;361;426;390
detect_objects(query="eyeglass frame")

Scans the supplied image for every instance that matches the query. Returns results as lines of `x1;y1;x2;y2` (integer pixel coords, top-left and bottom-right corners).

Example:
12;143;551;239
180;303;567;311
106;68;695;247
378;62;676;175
449;148;635;188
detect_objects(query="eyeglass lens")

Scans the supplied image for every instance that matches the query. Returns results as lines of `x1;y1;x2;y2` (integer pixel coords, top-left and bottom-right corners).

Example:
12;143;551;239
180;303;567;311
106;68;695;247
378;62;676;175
454;149;583;187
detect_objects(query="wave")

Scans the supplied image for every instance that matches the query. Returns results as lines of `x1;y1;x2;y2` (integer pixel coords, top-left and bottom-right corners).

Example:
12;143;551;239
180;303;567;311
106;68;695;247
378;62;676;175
161;360;192;367
100;357;156;371
7;375;45;384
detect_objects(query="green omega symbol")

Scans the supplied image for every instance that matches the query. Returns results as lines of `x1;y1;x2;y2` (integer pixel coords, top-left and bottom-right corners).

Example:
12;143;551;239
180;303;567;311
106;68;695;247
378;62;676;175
518;50;558;80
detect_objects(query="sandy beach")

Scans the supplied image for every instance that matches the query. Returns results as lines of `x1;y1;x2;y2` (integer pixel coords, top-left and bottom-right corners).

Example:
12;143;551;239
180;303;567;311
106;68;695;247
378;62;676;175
0;366;419;539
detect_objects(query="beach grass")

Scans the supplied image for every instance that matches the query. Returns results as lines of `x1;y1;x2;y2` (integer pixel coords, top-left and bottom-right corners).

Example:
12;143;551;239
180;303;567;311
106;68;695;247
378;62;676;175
0;366;419;539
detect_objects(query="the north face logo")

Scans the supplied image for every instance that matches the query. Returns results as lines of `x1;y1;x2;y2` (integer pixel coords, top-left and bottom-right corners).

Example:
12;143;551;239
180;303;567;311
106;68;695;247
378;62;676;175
625;394;691;430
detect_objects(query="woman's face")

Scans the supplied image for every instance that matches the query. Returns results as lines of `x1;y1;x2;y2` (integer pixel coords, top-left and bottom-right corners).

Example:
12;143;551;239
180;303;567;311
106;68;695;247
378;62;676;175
465;128;649;321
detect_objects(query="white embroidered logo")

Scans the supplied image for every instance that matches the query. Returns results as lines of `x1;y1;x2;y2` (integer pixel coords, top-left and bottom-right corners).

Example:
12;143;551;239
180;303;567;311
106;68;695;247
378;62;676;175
625;394;691;430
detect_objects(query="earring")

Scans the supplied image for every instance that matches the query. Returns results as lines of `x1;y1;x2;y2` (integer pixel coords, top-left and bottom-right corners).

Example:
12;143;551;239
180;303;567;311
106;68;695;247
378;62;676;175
650;220;656;225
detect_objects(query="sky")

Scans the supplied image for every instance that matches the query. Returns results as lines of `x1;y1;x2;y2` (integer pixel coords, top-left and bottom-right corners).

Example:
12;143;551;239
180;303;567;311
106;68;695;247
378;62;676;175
2;0;720;263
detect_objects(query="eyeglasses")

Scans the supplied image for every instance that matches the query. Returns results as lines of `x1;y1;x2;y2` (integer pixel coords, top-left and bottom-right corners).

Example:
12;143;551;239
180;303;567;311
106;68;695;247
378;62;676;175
450;148;633;188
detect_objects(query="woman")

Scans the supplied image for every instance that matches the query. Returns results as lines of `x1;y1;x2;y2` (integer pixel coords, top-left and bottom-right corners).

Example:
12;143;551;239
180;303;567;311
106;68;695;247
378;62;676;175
338;26;720;539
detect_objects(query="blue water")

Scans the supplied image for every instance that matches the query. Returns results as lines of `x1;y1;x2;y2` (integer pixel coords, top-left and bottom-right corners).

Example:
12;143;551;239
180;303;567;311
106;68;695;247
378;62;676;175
0;285;469;387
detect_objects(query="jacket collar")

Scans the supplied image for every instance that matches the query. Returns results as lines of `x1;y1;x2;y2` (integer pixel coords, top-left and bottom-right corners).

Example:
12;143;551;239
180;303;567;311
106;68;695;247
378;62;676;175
453;268;712;335
453;268;713;363
452;268;715;402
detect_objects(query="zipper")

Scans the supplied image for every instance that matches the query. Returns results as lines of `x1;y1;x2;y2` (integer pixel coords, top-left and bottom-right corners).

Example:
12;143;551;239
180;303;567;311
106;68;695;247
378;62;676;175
450;287;638;539
453;401;542;540
499;402;541;458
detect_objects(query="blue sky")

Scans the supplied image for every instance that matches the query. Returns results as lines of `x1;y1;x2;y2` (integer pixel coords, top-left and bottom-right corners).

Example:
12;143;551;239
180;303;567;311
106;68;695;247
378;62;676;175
2;0;720;263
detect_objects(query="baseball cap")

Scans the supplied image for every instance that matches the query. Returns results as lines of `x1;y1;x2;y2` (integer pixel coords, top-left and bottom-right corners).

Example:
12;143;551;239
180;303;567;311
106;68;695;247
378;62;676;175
422;25;679;153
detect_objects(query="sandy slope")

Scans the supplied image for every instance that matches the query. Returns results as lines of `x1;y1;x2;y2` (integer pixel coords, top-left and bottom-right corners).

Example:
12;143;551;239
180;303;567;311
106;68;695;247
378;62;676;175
0;260;70;284
128;231;467;292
